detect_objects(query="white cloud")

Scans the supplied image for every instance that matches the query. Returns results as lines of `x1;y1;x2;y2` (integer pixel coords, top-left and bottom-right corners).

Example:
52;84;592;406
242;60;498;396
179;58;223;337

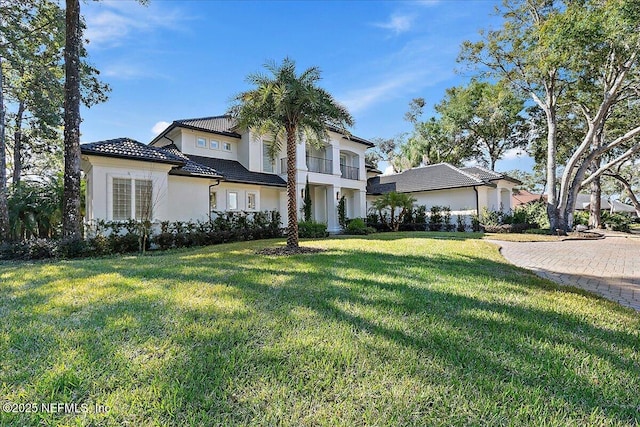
340;71;427;113
373;14;415;35
414;0;442;6
383;165;395;175
502;148;526;160
84;1;189;49
152;121;171;136
102;62;168;80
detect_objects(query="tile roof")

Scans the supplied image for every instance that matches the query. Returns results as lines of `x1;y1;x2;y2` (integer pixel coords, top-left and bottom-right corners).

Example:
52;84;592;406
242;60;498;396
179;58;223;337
81;138;185;165
367;163;486;195
462;166;521;184
162;145;223;178
82;139;285;187
182;154;286;187
173;115;242;138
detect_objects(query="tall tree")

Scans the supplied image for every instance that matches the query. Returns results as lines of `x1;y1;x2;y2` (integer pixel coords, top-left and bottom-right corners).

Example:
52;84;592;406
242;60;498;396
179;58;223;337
436;80;528;170
0;54;7;241
231;58;353;249
461;0;640;231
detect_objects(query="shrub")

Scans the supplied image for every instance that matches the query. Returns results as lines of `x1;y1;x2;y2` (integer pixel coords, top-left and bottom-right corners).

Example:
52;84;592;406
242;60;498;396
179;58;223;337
429;206;444;231
57;237;88;259
602;212;631;232
345;218;374;235
298;221;328;238
456;215;467;232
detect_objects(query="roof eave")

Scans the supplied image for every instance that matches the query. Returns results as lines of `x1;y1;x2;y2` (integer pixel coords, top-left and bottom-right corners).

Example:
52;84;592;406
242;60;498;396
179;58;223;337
81;150;185;166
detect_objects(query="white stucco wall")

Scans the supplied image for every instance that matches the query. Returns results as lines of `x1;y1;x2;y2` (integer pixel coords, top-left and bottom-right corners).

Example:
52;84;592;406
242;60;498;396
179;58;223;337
82;156;173;223
179;129;239;160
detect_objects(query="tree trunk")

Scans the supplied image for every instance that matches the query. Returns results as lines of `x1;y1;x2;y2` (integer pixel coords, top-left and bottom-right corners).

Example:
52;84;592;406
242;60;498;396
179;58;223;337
545;105;559;231
0;55;9;241
12;101;25;185
588;169;602;229
606;172;640;217
285;126;298;248
62;0;82;239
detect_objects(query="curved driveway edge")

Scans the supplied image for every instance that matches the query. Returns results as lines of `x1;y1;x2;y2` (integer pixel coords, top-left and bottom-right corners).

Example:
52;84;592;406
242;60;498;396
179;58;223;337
488;235;640;312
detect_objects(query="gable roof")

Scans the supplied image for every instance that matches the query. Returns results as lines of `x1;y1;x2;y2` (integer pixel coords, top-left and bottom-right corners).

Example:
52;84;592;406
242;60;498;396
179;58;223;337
150;114;374;148
512;189;546;206
367;163;487;195
81;138;185;165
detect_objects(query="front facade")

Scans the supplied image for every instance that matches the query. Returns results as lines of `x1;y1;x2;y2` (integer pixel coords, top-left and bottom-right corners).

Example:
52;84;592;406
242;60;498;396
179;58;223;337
366;163;520;221
81;115;373;233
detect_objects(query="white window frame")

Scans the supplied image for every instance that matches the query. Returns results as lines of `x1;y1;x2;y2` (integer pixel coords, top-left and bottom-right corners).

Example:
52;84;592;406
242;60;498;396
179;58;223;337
228;191;238;210
210;139;219;150
196;137;207;148
222;142;232;152
262;141;275;173
247;192;257;211
111;177;153;221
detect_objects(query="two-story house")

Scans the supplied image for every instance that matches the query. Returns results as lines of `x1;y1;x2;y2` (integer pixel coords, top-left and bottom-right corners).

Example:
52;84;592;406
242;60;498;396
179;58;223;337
80;115;374;233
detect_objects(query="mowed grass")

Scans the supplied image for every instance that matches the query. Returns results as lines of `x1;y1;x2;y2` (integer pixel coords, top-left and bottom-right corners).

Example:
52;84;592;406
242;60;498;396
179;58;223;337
1;233;639;426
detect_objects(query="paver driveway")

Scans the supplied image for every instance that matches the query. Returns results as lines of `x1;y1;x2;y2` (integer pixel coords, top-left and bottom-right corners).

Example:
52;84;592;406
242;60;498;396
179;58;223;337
490;235;640;311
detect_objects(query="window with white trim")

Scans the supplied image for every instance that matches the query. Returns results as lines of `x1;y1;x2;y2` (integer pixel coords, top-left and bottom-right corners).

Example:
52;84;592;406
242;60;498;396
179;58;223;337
196;137;206;148
228;191;238;210
222;142;232;152
247;192;256;210
135;180;153;220
263;141;274;173
113;178;132;220
210;139;219;150
112;178;153;220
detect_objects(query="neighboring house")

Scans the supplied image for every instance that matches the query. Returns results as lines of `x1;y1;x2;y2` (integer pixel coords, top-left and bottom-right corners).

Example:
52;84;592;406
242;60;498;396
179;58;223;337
366;163;520;219
512;189;546;207
81;115;373;233
574;194;612;211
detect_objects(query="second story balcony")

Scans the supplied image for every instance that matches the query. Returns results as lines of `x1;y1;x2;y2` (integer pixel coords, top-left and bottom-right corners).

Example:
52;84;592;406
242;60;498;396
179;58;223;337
279;156;333;175
340;164;359;180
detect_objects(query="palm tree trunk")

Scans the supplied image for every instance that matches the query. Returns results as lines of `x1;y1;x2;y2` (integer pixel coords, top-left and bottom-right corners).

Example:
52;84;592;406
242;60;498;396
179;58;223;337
286;126;299;248
62;0;82;238
0;55;9;241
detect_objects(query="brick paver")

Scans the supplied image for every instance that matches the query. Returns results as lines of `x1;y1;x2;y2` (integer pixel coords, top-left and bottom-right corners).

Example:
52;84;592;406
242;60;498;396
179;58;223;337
489;235;640;311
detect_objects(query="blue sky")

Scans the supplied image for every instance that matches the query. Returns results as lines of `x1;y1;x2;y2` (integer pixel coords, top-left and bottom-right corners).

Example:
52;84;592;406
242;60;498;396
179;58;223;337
80;0;534;173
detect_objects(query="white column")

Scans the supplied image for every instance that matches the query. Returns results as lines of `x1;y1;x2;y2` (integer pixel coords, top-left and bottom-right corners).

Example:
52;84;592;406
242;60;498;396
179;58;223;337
279;190;288;228
327;185;340;233
356;190;367;219
332;142;341;176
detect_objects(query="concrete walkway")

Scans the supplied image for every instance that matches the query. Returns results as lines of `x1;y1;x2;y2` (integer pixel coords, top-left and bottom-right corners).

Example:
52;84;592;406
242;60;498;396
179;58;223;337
489;234;640;311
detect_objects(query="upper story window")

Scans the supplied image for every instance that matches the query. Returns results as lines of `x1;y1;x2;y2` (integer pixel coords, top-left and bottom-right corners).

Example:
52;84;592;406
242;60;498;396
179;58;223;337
196;137;207;148
210;139;219;150
263;141;275;173
222;142;232;152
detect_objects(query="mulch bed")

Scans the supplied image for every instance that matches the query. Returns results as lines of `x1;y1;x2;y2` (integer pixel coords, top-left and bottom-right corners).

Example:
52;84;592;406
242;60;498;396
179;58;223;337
562;231;604;240
256;246;327;256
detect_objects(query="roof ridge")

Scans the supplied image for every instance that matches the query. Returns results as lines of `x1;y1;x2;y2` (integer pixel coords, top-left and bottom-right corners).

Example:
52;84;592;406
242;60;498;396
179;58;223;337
174;114;233;123
444;163;485;184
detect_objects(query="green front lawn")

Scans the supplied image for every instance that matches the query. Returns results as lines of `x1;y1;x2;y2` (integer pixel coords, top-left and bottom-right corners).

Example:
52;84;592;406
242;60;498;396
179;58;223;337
1;233;638;426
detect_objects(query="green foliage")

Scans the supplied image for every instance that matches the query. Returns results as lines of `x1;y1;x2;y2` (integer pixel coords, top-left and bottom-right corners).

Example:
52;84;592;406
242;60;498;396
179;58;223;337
230;57;354;248
302;178;312;222
372;192;416;231
337;195;347;229
602;212;632;232
429;205;444;231
7;177;63;240
298;220;328;238
344;218;375;235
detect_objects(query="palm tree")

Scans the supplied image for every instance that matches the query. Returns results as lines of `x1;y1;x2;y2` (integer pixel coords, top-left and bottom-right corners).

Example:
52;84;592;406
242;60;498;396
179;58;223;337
372;192;416;232
231;58;353;249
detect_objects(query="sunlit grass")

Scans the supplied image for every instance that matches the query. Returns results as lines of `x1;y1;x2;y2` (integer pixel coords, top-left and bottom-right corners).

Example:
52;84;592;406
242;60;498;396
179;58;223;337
0;232;638;426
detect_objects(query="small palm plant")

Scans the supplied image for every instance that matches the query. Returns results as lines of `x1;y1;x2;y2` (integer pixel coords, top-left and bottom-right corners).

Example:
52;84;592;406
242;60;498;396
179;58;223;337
372;192;416;232
230;58;353;249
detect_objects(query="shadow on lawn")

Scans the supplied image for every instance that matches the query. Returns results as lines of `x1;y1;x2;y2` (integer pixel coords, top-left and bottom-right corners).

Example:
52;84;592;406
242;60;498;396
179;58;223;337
1;238;639;425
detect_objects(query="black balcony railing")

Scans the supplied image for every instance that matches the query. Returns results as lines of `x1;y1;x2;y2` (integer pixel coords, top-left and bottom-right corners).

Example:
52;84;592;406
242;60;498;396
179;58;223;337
306;156;333;174
341;165;359;180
